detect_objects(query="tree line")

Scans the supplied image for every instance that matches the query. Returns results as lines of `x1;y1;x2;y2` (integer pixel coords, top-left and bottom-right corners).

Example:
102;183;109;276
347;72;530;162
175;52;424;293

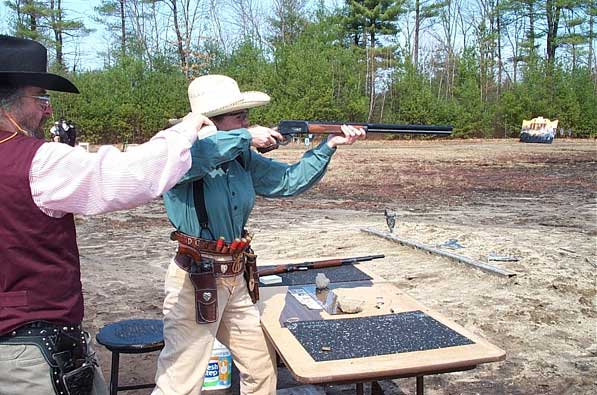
3;0;596;143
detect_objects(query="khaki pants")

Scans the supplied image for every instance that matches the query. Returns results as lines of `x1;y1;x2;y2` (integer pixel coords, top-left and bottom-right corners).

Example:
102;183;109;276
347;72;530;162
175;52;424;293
0;340;107;395
152;260;277;395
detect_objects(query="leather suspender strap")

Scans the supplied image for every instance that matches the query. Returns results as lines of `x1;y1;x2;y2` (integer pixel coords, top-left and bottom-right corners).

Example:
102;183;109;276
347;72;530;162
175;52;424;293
192;155;244;240
192;178;210;235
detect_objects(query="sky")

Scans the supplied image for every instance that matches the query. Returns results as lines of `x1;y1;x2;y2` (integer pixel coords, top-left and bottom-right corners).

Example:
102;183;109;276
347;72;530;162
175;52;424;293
0;0;343;71
1;0;107;70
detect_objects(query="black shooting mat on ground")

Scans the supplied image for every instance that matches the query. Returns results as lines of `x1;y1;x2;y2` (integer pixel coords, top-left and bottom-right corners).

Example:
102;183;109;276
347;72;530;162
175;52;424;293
285;311;474;362
259;264;372;287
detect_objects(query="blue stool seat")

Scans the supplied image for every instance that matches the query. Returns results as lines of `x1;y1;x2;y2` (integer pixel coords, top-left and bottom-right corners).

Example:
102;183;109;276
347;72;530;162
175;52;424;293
96;319;164;394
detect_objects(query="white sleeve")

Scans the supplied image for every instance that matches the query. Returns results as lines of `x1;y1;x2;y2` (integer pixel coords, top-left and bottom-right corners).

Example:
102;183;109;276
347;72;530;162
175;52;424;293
30;126;198;217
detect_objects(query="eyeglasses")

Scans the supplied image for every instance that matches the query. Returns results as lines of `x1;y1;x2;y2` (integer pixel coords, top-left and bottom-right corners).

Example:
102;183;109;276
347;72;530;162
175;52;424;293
21;95;51;111
225;110;249;120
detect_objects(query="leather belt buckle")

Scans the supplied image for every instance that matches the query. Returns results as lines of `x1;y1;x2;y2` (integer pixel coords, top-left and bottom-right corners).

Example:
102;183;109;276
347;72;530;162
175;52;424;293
214;254;245;276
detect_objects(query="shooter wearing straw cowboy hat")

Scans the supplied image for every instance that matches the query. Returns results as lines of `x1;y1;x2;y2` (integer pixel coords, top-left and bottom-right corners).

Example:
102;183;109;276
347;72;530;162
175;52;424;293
152;74;366;394
0;35;218;395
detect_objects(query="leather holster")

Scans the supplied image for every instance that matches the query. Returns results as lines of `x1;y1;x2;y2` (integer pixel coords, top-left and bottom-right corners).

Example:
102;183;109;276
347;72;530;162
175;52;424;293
244;249;260;304
188;260;218;324
0;322;95;395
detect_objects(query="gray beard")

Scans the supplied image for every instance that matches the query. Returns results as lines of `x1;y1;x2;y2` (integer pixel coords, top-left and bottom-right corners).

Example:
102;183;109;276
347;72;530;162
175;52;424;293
3;113;46;140
18;127;44;140
31;128;45;139
18;121;46;140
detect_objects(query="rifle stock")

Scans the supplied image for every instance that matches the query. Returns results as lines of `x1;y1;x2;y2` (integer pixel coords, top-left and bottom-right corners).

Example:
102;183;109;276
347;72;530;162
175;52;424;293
257;254;385;277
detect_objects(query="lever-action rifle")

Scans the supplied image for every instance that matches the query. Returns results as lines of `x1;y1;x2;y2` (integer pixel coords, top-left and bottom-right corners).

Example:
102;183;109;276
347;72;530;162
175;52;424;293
257;254;385;277
258;120;453;152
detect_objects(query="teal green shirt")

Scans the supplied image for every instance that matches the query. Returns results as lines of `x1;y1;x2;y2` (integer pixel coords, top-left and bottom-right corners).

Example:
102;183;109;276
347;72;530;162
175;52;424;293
163;129;336;242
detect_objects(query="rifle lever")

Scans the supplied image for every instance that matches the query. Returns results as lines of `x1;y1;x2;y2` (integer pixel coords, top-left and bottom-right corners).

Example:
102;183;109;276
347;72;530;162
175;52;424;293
257;142;279;153
256;135;291;153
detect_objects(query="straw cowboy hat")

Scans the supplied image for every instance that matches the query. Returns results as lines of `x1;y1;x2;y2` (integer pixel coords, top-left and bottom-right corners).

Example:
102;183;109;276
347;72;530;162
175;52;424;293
0;35;79;93
188;75;269;117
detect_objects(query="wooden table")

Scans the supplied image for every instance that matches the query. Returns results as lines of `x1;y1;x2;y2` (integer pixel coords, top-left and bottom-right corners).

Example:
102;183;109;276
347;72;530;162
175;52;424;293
258;269;505;394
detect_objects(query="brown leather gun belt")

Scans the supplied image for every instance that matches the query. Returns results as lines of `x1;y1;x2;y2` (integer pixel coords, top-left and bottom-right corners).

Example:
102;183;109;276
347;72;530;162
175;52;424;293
174;252;245;277
172;231;246;277
171;231;259;323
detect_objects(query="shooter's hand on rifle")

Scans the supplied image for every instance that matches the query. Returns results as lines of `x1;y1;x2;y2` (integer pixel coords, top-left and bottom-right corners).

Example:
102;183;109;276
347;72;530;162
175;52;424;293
248;125;284;150
326;124;367;149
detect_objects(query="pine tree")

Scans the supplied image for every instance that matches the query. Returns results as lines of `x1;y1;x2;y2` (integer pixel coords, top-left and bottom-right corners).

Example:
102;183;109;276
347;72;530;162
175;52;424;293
5;0;88;71
269;0;308;46
412;0;448;69
343;0;407;121
94;0;127;59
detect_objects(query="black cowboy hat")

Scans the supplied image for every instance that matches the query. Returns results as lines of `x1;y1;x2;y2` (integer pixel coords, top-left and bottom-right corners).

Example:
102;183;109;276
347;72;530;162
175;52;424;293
0;35;79;93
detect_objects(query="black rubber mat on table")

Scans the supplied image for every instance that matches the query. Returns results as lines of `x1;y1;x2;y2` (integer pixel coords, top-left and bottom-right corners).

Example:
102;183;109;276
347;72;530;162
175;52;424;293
286;311;474;362
258;264;372;287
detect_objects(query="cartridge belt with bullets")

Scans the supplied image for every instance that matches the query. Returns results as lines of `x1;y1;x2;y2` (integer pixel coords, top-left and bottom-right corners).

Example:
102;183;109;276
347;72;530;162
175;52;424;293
171;231;247;277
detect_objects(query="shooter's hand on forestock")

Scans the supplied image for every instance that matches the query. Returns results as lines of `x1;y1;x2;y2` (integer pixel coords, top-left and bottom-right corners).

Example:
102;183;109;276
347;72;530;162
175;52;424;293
248;125;284;151
326;124;366;149
177;112;217;139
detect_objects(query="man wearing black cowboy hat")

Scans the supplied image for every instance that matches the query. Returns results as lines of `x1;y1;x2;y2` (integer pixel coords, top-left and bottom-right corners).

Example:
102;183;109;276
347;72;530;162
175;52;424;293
0;35;220;395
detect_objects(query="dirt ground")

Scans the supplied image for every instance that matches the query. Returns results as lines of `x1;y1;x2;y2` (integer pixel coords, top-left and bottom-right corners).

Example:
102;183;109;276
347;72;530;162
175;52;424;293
77;138;597;395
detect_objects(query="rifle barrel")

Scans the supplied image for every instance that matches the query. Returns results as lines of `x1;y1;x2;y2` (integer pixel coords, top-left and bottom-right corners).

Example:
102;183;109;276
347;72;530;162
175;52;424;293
340;254;385;264
366;123;452;135
278;120;452;136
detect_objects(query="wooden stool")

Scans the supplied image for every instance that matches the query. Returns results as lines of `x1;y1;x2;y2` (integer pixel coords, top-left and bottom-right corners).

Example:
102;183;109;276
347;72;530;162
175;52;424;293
95;319;164;395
